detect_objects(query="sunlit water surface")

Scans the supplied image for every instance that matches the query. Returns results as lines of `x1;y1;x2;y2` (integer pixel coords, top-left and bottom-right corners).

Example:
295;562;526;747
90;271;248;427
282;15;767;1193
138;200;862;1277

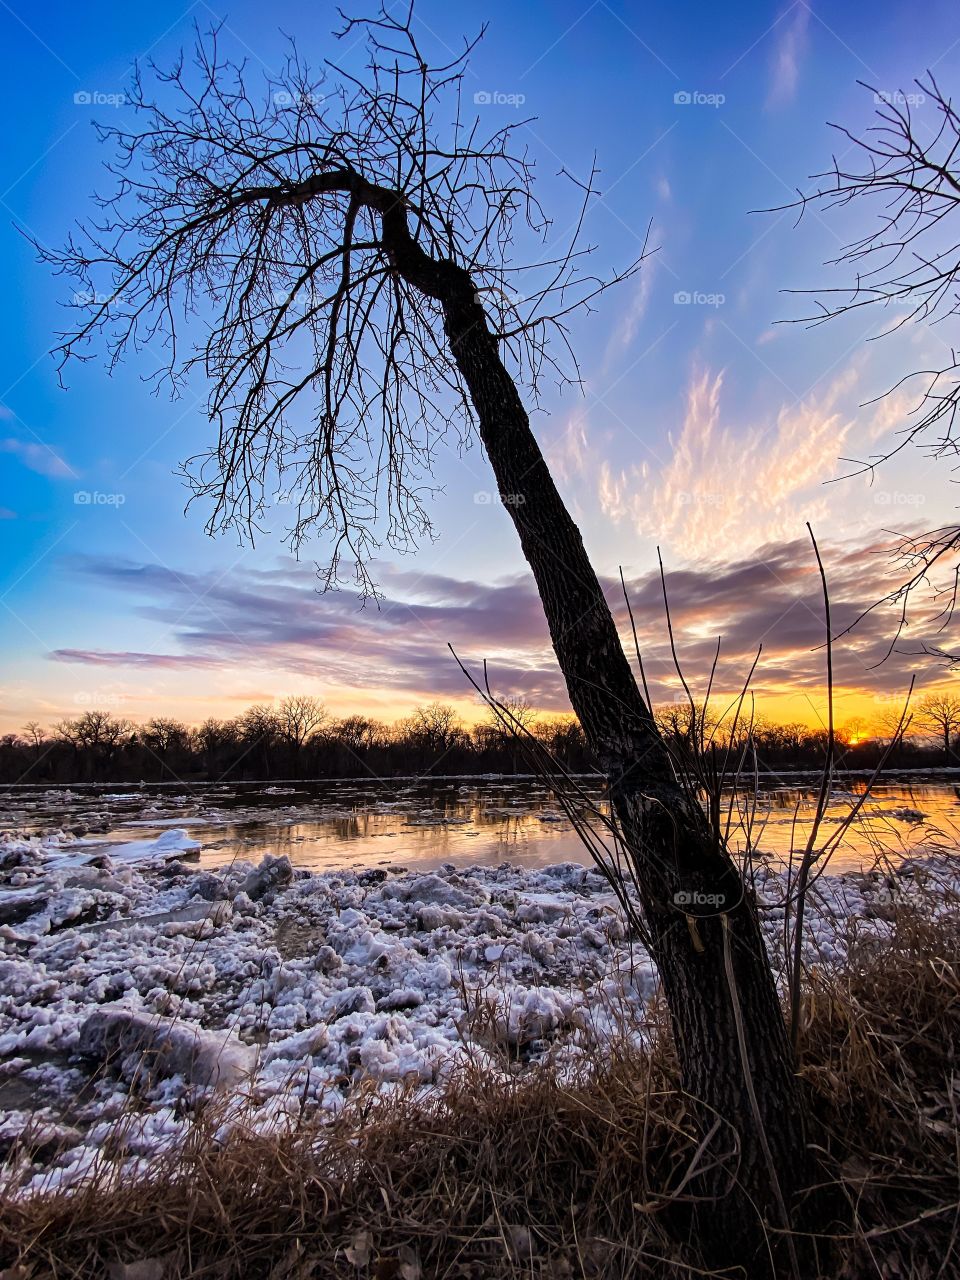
4;774;960;875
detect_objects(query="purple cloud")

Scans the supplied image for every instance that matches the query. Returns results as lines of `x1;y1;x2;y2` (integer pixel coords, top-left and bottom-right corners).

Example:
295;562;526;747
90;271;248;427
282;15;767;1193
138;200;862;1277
46;536;943;711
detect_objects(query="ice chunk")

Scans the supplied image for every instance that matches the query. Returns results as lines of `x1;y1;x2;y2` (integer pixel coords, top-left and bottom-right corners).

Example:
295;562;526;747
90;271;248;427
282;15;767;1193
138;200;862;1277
78;1007;256;1088
379;872;487;909
242;854;293;901
105;829;201;864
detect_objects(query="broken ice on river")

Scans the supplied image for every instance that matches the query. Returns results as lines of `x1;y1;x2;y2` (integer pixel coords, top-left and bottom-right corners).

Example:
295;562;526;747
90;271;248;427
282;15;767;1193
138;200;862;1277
0;777;958;1194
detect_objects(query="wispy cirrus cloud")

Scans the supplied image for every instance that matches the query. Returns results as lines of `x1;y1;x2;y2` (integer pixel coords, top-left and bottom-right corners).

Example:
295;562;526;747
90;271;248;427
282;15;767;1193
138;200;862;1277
0;437;75;478
51;649;224;670
547;411;591;488
767;0;811;108
598;362;910;561
601;266;656;373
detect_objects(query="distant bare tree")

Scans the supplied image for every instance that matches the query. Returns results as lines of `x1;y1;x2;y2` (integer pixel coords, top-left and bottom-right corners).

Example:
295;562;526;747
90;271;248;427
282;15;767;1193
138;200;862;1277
276;695;328;748
486;694;537;732
839;717;868;746
274;694;328;775
403;701;464;755
238;703;282;777
193;716;237;770
53;709;131;778
916;691;960;760
239;704;281;737
485;694;537;771
54;709;130;753
143;716;190;752
777;722;810;756
653;699;715;754
532;714;589;768
141;716;190;780
332;713;385;753
876;705;916;743
22;721;46;758
45;8;811;1263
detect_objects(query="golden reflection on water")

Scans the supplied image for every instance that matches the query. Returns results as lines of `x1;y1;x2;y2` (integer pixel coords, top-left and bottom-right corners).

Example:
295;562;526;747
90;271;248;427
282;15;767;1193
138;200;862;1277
62;777;960;875
190;784;592;873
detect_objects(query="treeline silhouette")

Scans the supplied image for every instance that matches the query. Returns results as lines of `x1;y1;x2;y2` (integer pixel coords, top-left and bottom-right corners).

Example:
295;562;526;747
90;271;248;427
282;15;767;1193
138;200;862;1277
1;695;958;785
2;698;590;784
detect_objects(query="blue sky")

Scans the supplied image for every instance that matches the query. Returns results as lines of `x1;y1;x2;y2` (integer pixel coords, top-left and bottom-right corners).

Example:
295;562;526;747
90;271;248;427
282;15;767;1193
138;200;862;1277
3;0;960;731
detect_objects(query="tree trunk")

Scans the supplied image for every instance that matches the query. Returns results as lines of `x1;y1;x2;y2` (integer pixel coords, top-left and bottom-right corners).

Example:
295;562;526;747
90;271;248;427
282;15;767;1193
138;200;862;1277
440;280;808;1269
257;180;818;1270
376;212;810;1269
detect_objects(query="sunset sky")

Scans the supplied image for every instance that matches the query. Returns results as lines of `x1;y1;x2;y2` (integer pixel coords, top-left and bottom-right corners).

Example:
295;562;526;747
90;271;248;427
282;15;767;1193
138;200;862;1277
3;0;960;734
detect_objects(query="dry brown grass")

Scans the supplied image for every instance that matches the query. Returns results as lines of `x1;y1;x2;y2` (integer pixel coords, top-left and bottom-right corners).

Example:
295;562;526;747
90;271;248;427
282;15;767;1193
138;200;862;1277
797;905;960;1278
1;901;958;1280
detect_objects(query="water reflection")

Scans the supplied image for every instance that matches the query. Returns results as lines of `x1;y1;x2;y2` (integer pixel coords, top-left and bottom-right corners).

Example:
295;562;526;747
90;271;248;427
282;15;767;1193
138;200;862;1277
3;776;959;874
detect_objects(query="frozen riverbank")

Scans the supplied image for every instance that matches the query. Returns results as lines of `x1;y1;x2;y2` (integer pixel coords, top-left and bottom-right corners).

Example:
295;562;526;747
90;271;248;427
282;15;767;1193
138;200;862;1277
0;825;958;1197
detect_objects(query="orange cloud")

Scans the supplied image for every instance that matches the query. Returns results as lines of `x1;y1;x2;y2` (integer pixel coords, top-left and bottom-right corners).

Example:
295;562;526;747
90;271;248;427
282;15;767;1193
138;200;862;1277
599;362;917;559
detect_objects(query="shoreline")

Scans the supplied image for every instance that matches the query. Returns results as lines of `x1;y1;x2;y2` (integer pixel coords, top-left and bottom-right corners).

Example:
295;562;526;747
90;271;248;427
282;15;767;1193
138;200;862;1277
3;764;960;791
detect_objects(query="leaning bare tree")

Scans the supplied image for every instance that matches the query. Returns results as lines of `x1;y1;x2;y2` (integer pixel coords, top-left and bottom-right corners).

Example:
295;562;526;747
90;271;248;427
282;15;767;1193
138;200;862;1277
44;9;810;1269
786;75;960;662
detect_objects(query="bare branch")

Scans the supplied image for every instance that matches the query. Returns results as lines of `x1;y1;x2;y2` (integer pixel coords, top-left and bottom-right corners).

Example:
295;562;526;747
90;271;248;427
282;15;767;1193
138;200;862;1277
781;74;960;655
39;9;643;592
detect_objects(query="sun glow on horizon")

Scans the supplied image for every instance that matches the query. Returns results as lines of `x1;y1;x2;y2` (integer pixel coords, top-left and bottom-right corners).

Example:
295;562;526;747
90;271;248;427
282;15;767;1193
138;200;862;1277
2;676;952;740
